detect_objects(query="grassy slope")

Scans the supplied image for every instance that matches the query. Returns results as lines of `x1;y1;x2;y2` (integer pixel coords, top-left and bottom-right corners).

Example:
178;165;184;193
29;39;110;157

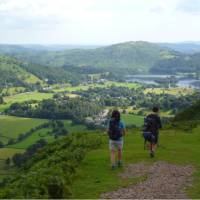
71;128;200;199
0;56;43;85
121;114;144;127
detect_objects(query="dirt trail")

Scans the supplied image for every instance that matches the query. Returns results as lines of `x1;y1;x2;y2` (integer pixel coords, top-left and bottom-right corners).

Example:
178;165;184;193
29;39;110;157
101;161;195;199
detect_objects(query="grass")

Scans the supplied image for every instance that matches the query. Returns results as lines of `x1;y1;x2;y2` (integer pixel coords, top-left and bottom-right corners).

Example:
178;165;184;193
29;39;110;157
121;114;144;127
71;127;200;199
0;148;24;159
63;120;88;132
0;115;47;141
2;87;26;96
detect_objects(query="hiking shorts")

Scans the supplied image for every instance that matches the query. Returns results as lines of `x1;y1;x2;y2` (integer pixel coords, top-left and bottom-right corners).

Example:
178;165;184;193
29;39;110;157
109;138;123;150
143;132;158;144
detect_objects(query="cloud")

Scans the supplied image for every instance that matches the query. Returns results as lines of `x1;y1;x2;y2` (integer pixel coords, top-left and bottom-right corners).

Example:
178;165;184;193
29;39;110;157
176;0;200;14
0;0;200;44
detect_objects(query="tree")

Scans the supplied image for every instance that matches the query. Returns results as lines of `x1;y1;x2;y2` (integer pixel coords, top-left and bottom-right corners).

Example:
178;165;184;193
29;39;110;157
0;141;4;148
0;96;3;104
5;158;11;166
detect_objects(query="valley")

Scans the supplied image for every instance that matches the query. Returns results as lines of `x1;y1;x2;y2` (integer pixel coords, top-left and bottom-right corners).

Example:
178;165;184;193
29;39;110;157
0;41;200;198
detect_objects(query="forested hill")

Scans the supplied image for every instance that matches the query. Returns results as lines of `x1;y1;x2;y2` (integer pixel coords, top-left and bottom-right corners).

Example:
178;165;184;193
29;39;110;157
0;55;43;88
150;52;200;74
0;55;87;88
2;41;200;75
0;42;177;74
158;42;200;54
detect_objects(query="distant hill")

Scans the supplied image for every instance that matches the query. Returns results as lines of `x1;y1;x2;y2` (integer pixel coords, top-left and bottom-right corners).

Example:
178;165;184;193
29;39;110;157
150;52;200;74
2;41;200;76
0;42;177;74
158;42;200;54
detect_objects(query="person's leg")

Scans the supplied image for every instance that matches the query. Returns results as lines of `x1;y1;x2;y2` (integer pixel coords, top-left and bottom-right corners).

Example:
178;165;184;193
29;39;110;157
118;148;122;161
117;148;123;166
150;134;158;157
109;140;116;169
117;139;123;166
111;149;116;167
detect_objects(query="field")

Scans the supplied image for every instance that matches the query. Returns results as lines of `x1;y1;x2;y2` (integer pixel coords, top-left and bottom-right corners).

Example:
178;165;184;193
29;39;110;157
8;128;54;149
0;115;47;143
71;127;200;199
121;114;144;127
8;120;88;149
0;92;53;112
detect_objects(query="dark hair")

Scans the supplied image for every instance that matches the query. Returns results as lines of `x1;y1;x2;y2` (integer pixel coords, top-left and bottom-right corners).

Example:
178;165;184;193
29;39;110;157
111;110;120;122
152;106;159;113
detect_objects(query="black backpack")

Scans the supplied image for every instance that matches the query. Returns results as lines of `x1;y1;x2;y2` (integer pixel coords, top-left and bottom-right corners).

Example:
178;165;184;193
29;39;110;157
144;115;158;134
108;120;122;140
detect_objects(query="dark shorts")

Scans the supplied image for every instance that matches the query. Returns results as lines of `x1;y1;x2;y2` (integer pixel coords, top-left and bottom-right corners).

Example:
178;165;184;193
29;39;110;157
143;132;159;144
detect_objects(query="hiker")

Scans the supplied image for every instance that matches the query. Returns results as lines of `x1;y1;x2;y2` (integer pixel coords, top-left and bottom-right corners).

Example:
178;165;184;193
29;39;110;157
107;110;126;169
143;106;162;157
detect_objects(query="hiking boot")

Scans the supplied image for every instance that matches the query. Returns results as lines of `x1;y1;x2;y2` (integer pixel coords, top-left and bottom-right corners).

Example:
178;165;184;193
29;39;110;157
111;164;117;170
150;151;155;158
117;160;123;167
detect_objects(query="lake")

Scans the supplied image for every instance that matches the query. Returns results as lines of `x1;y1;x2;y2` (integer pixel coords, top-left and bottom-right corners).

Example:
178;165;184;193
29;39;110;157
126;75;200;88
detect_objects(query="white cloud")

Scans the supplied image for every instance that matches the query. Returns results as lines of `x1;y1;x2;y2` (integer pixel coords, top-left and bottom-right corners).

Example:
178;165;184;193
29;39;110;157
176;0;200;14
0;0;200;44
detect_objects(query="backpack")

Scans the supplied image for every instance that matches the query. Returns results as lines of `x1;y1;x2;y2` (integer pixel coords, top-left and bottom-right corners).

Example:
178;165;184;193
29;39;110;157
108;120;122;140
143;115;158;134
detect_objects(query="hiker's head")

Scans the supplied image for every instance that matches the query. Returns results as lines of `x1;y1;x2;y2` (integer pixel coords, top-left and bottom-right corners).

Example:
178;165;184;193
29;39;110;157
152;106;159;113
111;110;120;122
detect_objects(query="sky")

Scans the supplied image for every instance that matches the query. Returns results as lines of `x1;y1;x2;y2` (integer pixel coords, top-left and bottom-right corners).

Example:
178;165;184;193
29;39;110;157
0;0;200;44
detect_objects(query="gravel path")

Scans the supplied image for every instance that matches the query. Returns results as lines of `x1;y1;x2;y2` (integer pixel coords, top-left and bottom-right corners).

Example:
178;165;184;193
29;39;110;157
101;161;195;199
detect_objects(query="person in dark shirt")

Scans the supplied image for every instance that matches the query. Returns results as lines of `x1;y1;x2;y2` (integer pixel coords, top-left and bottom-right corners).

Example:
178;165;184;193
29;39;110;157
144;106;162;157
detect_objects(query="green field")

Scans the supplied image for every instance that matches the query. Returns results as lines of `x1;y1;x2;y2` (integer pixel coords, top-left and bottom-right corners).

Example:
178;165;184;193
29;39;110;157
71;127;200;199
8;128;54;149
8;120;88;149
0;92;53;112
122;114;144;127
0;115;47;143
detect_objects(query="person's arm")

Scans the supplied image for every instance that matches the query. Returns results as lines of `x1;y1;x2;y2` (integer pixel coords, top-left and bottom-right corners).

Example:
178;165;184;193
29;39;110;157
122;122;126;136
122;128;126;136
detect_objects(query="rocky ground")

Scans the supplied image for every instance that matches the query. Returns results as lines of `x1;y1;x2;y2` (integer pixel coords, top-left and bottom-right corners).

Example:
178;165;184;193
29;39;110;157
101;161;195;199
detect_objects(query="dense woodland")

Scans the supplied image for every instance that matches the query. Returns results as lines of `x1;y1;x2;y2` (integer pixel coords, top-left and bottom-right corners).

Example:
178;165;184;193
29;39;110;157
5;97;102;124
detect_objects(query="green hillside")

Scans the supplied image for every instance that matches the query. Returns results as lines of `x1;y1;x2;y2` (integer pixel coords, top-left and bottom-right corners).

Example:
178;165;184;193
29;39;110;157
3;42;200;76
0;55;43;88
150;52;200;74
0;126;200;198
1;42;177;74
